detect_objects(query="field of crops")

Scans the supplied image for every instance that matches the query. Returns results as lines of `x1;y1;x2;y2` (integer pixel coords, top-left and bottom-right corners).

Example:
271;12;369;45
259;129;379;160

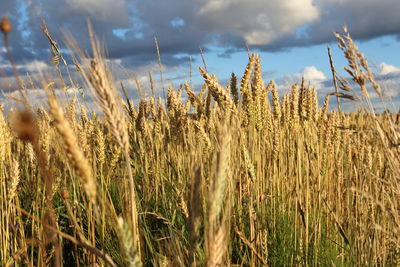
0;19;399;266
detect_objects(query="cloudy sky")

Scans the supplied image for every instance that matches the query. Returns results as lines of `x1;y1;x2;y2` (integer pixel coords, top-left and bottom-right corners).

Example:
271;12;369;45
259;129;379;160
1;0;400;111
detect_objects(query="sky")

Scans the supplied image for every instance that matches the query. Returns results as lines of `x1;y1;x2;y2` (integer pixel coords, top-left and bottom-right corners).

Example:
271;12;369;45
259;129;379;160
0;0;400;112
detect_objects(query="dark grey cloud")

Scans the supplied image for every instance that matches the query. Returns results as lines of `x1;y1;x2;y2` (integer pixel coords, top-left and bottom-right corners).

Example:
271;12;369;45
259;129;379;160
0;0;399;72
300;0;400;46
0;1;37;62
20;0;207;68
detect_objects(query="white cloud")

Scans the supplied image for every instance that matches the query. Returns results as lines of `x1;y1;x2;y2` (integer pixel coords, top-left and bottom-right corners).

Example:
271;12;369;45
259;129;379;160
0;59;50;72
23;60;50;72
0;57;188;114
278;66;328;91
375;64;400;99
197;0;319;45
381;86;399;98
0;86;105;114
1;87;75;108
118;61;184;97
302;66;327;82
199;0;231;14
379;63;400;76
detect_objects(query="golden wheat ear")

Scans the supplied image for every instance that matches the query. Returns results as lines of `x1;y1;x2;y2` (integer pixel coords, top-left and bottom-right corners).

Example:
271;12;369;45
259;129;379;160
47;94;97;204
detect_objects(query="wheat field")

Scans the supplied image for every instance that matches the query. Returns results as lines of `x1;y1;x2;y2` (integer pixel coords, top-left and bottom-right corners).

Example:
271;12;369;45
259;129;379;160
0;18;399;266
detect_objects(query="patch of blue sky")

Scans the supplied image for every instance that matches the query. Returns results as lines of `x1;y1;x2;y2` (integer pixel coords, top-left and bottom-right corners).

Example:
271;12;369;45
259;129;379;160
16;1;30;39
113;28;129;39
113;28;143;40
170;17;185;28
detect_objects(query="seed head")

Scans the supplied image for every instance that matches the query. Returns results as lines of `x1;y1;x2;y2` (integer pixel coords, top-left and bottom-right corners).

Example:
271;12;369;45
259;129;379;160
61;188;69;200
0;16;12;35
10;110;38;143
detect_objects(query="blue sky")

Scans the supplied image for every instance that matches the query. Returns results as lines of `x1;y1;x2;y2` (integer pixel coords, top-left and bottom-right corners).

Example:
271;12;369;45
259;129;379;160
0;0;400;112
